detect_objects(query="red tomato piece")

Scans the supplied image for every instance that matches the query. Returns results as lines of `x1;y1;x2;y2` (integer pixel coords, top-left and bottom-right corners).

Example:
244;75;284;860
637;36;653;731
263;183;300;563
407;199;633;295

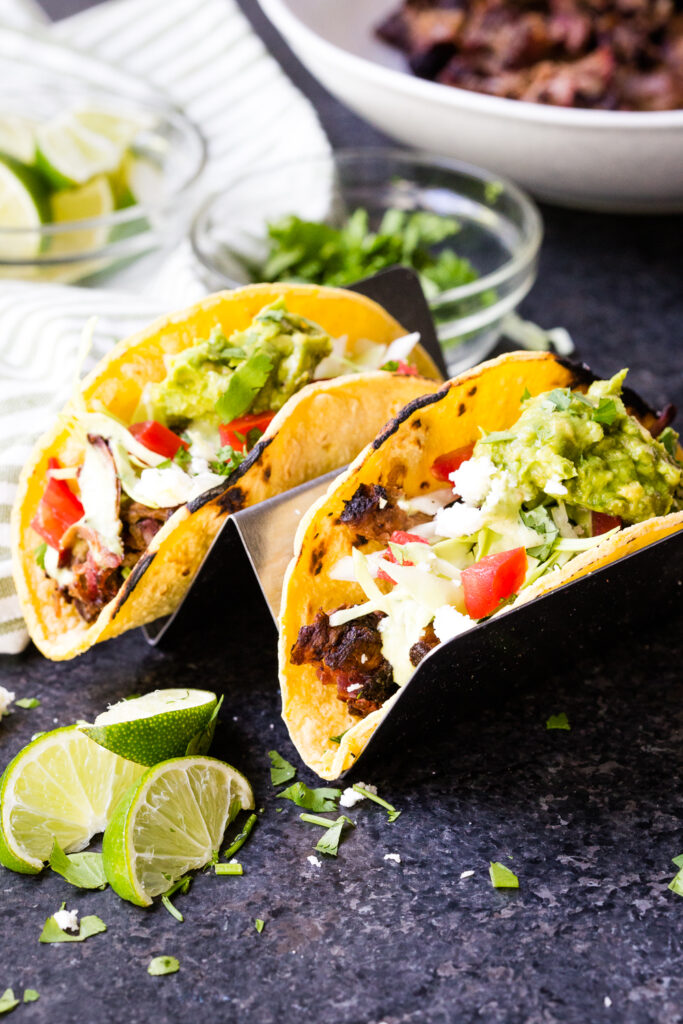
129;421;188;459
461;547;528;620
396;360;418;376
31;458;84;549
591;512;622;536
431;444;475;482
219;411;275;451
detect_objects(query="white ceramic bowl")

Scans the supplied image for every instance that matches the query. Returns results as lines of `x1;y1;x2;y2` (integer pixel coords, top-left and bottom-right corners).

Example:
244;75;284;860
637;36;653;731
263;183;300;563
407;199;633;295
259;0;683;213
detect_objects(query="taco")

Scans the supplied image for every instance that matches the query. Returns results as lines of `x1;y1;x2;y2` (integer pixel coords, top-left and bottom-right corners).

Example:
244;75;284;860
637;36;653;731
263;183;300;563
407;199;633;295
279;351;683;779
12;283;442;661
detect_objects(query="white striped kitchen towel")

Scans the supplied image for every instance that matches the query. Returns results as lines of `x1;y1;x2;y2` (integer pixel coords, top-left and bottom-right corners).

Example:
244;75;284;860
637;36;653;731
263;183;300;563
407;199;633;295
0;0;330;652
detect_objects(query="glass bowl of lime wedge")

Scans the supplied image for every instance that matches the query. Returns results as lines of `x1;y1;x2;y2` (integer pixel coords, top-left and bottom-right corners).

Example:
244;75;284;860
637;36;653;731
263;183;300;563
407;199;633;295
0;88;206;286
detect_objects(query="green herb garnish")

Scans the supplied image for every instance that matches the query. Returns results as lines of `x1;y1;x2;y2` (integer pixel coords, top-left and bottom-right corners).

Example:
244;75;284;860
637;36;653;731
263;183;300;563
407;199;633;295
148;956;180;976
658;427;679;459
15;697;40;709
39;910;106;944
23;990;39;1004
489;861;519;888
520;387;531;402
328;730;349;745
48;841;107;889
669;869;683;897
672;854;683;869
593;397;618;426
0;990;19;1015
546;713;570;730
268;750;296;786
209;445;246;477
276;781;341;812
546;389;572;411
479;430;516;444
160;875;192;923
215;862;243;876
352;785;401;822
314;815;354;857
34;542;47;570
223;811;257;859
254;918;265;934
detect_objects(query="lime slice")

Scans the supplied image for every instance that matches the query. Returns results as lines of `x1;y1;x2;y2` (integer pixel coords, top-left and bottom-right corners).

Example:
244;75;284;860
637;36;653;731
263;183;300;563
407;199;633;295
0;116;36;164
35;114;121;189
81;688;218;767
0;155;50;260
102;756;254;905
0;726;145;874
49;175;114;255
72;107;146;149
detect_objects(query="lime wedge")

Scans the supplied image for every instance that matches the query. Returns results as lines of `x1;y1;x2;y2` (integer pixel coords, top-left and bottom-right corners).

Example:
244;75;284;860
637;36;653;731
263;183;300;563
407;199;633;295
0;726;145;874
35;114;121;189
81;688;218;767
0;115;36;164
102;756;254;905
49;175;114;255
0;155;50;260
72;107;146;149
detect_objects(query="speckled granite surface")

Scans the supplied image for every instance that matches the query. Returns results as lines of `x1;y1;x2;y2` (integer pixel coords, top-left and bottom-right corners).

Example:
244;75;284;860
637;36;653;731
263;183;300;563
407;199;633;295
3;3;682;1023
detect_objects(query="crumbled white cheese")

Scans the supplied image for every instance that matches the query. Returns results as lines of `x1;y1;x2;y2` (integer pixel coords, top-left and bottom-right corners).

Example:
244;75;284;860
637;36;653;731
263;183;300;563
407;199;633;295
434;503;485;539
53;908;79;933
384;853;401;864
460;870;475;879
433;605;472;643
0;687;15;717
378;496;388;510
604;997;612;1009
307;855;322;868
398;489;453;516
450;456;495;505
347;683;362;692
360;654;367;665
339;783;377;808
544;474;568;496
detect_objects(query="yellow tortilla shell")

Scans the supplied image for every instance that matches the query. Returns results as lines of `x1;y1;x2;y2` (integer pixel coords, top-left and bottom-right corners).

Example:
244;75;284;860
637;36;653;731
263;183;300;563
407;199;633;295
278;350;683;779
12;283;442;660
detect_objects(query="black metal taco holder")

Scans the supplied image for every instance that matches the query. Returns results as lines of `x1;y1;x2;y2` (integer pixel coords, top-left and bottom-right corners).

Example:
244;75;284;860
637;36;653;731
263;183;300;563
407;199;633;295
142;267;683;777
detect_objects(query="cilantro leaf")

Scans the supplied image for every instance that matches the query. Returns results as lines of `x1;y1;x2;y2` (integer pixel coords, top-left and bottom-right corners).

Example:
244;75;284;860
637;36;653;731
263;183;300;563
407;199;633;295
48;841;107;889
489;861;519;888
546;389;572;411
215;349;273;422
352;785;401;822
521;506;559;561
669;869;683;897
173;446;191;469
315;815;354;857
276;782;341;812
148;956;180;976
329;730;349;745
672;854;683;869
658;427;679;459
520;387;531;402
223;812;257;859
39;914;107;943
215;862;243;875
254;919;265;933
34;543;47;570
268;750;296;786
546;713;570;730
22;991;39;1004
209;445;246;477
381;360;399;372
479;430;516;444
0;990;18;1015
15;697;40;709
160;875;191;922
593;398;617;426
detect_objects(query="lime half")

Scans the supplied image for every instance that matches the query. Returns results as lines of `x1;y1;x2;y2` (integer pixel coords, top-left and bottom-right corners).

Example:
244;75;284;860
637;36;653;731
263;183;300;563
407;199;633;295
0;155;50;260
81;688;218;767
102;756;254;905
0;726;145;874
36;114;121;188
50;175;115;255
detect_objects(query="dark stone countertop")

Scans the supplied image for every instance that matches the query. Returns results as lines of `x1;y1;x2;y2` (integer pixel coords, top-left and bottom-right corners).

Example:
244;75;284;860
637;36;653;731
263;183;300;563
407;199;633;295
2;3;682;1023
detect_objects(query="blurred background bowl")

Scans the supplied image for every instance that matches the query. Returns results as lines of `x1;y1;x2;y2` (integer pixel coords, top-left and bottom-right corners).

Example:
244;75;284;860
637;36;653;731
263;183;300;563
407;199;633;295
191;148;542;372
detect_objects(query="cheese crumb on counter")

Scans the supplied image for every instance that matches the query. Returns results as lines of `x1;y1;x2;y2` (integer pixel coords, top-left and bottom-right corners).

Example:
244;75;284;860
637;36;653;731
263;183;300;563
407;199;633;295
384;853;401;864
0;687;15;717
339;783;377;808
307;856;322;868
53;908;79;933
460;870;475;879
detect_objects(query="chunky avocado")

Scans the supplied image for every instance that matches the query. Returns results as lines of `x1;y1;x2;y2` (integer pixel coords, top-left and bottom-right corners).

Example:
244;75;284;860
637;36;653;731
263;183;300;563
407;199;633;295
146;300;332;427
480;370;681;523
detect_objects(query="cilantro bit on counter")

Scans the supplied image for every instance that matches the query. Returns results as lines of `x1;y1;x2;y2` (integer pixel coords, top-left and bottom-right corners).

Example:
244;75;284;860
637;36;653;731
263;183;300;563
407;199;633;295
15;697;40;709
148;956;180;977
0;990;19;1015
48;841;107;890
160;875;191;923
276;782;341;812
215;863;243;876
489;862;519;889
268;750;296;786
315;816;354;857
34;542;47;569
254;919;265;934
546;713;570;730
669;856;683;896
23;990;39;1004
672;854;683;869
352;785;401;822
223;812;257;860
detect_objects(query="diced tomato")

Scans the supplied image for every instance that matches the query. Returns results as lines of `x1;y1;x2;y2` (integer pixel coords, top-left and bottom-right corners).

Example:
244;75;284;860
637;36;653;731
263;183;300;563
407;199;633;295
219;411;275;451
31;458;84;549
431;444;475;482
129;421;189;459
396;360;418;376
377;531;428;582
591;511;622;535
461;547;527;620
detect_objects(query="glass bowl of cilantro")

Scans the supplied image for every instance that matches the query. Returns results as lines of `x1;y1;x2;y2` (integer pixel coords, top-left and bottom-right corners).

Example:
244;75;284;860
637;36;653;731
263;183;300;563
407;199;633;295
190;148;542;371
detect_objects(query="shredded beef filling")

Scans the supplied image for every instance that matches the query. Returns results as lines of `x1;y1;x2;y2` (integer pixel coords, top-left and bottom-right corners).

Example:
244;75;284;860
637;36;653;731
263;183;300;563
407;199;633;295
409;622;440;666
338;483;412;541
120;500;175;561
291;610;398;716
377;0;683;111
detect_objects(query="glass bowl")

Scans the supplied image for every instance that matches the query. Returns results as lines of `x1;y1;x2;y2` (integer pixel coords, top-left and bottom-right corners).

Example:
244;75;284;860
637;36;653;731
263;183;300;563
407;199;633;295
0;84;206;286
191;148;542;372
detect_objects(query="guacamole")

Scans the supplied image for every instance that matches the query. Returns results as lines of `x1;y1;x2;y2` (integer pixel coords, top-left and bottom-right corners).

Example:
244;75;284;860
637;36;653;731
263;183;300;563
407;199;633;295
146;300;332;427
480;371;681;523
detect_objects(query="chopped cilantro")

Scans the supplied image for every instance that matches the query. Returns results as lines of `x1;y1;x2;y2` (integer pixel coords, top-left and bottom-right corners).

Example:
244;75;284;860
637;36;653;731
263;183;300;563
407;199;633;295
22;990;39;1004
521;506;559;561
148;956;180;977
160;875;191;923
39;913;106;944
668;869;683;897
329;730;349;745
352;785;401;822
299;812;338;828
268;750;296;786
223;811;257;859
315;815;354;857
15;697;40;709
215;349;273;422
658;427;679;459
489;861;519;888
209;445;246;477
520;387;531;402
121;566;132;580
0;990;19;1015
173;446;191;469
593;397;618;426
215;863;243;876
479;430;516;444
546;713;570;730
546;389;572;411
381;360;399;372
277;782;341;812
254;919;265;934
34;542;47;570
48;841;107;889
672;854;683;869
